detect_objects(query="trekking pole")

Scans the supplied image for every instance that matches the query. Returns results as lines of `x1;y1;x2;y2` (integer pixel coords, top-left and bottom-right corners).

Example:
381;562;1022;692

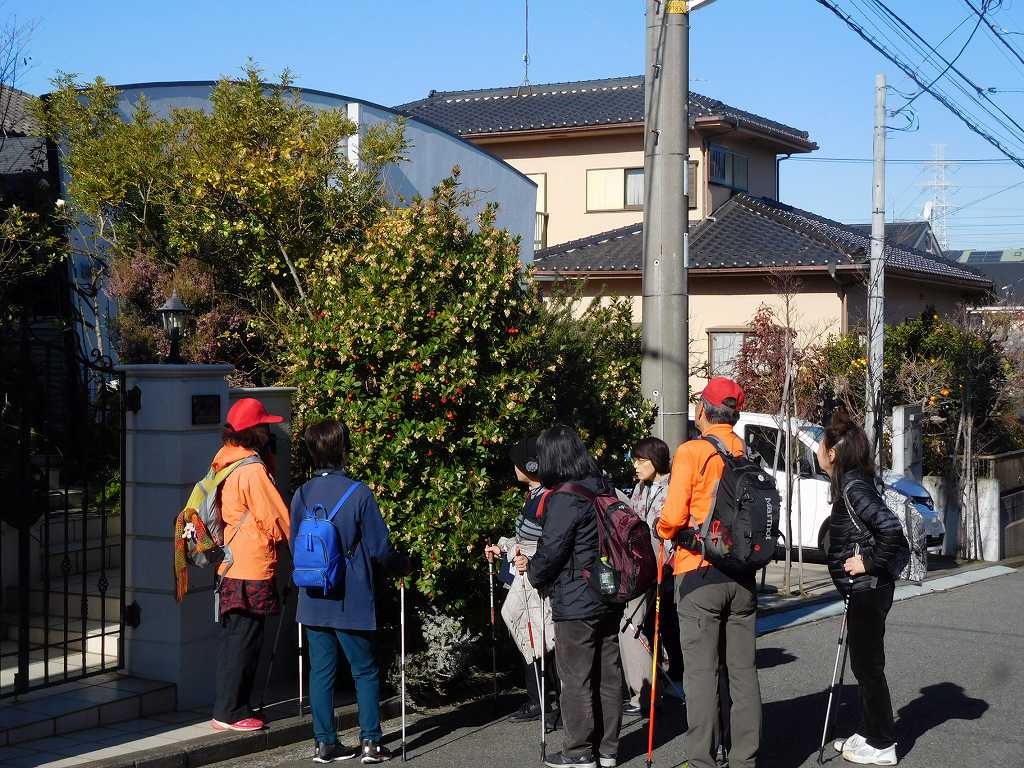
621;610;684;701
519;562;544;760
257;584;293;717
297;622;304;718
540;590;547;762
486;537;498;703
400;577;407;762
818;543;859;764
646;541;666;768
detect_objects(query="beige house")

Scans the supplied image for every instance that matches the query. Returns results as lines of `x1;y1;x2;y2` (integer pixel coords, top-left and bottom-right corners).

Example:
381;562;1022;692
399;77;992;390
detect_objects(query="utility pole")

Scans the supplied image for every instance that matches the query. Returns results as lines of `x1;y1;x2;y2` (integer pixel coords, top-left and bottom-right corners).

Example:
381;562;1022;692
643;0;689;450
865;73;886;470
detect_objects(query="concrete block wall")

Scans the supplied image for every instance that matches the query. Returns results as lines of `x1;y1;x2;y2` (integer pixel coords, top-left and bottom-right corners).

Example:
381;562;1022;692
923;475;1002;561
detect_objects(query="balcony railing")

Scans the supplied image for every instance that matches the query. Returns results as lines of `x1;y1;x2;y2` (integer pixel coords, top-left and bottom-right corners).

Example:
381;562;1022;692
534;212;549;251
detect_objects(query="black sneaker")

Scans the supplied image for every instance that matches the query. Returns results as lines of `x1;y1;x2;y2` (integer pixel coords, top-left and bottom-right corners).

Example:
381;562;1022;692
544;752;597;768
510;702;542;722
314;741;359;762
622;703;643;716
360;740;392;764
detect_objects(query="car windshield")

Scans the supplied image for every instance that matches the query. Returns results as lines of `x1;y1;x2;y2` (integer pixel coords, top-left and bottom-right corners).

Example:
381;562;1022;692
799;424;824;442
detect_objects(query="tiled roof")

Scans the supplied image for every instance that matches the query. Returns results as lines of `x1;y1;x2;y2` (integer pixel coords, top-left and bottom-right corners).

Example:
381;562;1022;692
848;221;936;253
397;76;813;147
534;194;991;288
947;248;1024;264
0;86;41;137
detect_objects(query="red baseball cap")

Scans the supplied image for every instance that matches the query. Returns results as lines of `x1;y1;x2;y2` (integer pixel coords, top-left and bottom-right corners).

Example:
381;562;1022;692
225;398;284;432
698;377;746;410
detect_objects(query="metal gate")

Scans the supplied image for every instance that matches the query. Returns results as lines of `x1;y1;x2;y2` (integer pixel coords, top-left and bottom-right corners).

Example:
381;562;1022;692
0;313;127;696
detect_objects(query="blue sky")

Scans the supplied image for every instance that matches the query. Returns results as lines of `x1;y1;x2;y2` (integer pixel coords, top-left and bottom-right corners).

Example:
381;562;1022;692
10;0;1024;250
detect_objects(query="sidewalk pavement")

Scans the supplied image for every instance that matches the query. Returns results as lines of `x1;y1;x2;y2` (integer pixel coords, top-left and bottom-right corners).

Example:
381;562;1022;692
6;556;1018;768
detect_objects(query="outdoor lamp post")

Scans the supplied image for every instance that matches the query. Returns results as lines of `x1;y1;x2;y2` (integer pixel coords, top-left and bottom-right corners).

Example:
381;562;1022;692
157;289;191;364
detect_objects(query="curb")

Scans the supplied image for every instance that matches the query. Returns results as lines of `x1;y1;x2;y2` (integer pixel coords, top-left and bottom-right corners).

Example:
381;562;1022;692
76;697;403;768
756;563;1018;637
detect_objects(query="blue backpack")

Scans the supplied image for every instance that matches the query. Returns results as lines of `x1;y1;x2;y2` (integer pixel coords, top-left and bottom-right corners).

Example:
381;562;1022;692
292;482;362;593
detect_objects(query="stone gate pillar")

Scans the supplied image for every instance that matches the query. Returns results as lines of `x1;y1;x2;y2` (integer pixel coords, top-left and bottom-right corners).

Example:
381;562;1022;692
121;364;232;709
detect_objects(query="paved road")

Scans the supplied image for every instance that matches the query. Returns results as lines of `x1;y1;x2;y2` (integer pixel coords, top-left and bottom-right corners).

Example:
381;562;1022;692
214;569;1024;768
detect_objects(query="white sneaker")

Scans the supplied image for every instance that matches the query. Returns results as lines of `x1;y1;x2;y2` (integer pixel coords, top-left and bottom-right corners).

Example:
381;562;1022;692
842;740;898;765
833;733;866;753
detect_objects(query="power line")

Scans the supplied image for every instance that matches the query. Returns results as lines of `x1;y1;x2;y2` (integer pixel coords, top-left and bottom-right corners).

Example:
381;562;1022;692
814;0;1024;169
964;0;1024;68
951;179;1024;213
873;0;1024;143
789;156;1014;163
889;5;986;115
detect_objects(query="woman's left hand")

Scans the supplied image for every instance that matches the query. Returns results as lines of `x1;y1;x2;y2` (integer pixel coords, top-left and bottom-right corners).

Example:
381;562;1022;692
513;552;529;574
844;554;866;576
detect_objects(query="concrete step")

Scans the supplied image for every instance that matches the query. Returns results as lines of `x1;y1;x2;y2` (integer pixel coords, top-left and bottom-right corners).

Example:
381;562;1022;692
48;488;84;511
0;673;177;746
41;540;121;578
4;574;122;622
33;511;122;550
0;614;121;654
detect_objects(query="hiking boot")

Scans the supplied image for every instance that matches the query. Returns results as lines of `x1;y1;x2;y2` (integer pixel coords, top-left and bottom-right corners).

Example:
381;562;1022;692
360;740;393;764
834;733;866;753
314;741;359;762
598;755;617;768
544;752;597;768
842;741;898;766
211;717;264;732
509;702;542;722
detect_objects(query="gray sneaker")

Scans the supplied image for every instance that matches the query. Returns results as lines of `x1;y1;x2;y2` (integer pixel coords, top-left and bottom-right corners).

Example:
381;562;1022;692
599;755;617;768
544;752;597;768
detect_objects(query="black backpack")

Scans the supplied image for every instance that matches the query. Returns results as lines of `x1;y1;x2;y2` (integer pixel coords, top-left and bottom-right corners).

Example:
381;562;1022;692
694;435;781;576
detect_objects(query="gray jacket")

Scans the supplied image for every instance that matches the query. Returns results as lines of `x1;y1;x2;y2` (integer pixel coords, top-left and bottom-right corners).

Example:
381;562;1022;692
630;475;672;558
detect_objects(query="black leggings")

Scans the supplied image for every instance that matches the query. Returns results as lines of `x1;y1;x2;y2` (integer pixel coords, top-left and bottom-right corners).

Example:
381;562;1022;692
847;584;896;749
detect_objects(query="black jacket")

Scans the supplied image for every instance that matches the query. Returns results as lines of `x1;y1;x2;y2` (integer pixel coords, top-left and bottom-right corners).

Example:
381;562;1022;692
827;469;910;596
527;474;617;622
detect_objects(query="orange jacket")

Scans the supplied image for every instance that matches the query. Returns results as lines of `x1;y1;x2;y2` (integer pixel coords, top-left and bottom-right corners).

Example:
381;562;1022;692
656;424;745;576
213;445;290;581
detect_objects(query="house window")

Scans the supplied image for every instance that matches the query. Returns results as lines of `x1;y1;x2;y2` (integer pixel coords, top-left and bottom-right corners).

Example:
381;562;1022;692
586;168;627;211
707;329;747;377
588;164;698;212
527;173;548;251
687;161;698;210
625;168;644;209
709;145;749;192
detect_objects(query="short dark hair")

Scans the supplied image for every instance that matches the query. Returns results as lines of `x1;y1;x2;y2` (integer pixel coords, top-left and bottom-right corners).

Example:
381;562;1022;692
537;425;600;487
633;436;671;475
222;425;266;450
304;419;351;468
702;397;739;425
822;408;874;498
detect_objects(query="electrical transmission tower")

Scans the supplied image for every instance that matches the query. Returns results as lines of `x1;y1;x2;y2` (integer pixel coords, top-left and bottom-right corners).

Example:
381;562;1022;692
922;144;955;250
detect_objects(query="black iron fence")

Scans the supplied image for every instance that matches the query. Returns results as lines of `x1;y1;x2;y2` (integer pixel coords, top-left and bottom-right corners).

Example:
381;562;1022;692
0;313;126;696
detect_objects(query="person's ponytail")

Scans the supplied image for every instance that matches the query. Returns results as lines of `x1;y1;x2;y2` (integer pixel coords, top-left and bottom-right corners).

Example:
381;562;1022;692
823;408;874;499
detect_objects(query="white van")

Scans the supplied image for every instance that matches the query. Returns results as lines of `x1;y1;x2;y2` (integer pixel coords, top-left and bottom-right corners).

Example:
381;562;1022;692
684;409;945;553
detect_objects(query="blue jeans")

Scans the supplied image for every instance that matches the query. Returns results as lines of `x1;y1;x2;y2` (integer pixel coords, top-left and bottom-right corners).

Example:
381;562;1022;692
305;626;382;743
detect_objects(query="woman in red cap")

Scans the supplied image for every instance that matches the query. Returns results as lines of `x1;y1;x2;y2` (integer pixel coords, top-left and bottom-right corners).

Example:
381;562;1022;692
210;397;290;732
